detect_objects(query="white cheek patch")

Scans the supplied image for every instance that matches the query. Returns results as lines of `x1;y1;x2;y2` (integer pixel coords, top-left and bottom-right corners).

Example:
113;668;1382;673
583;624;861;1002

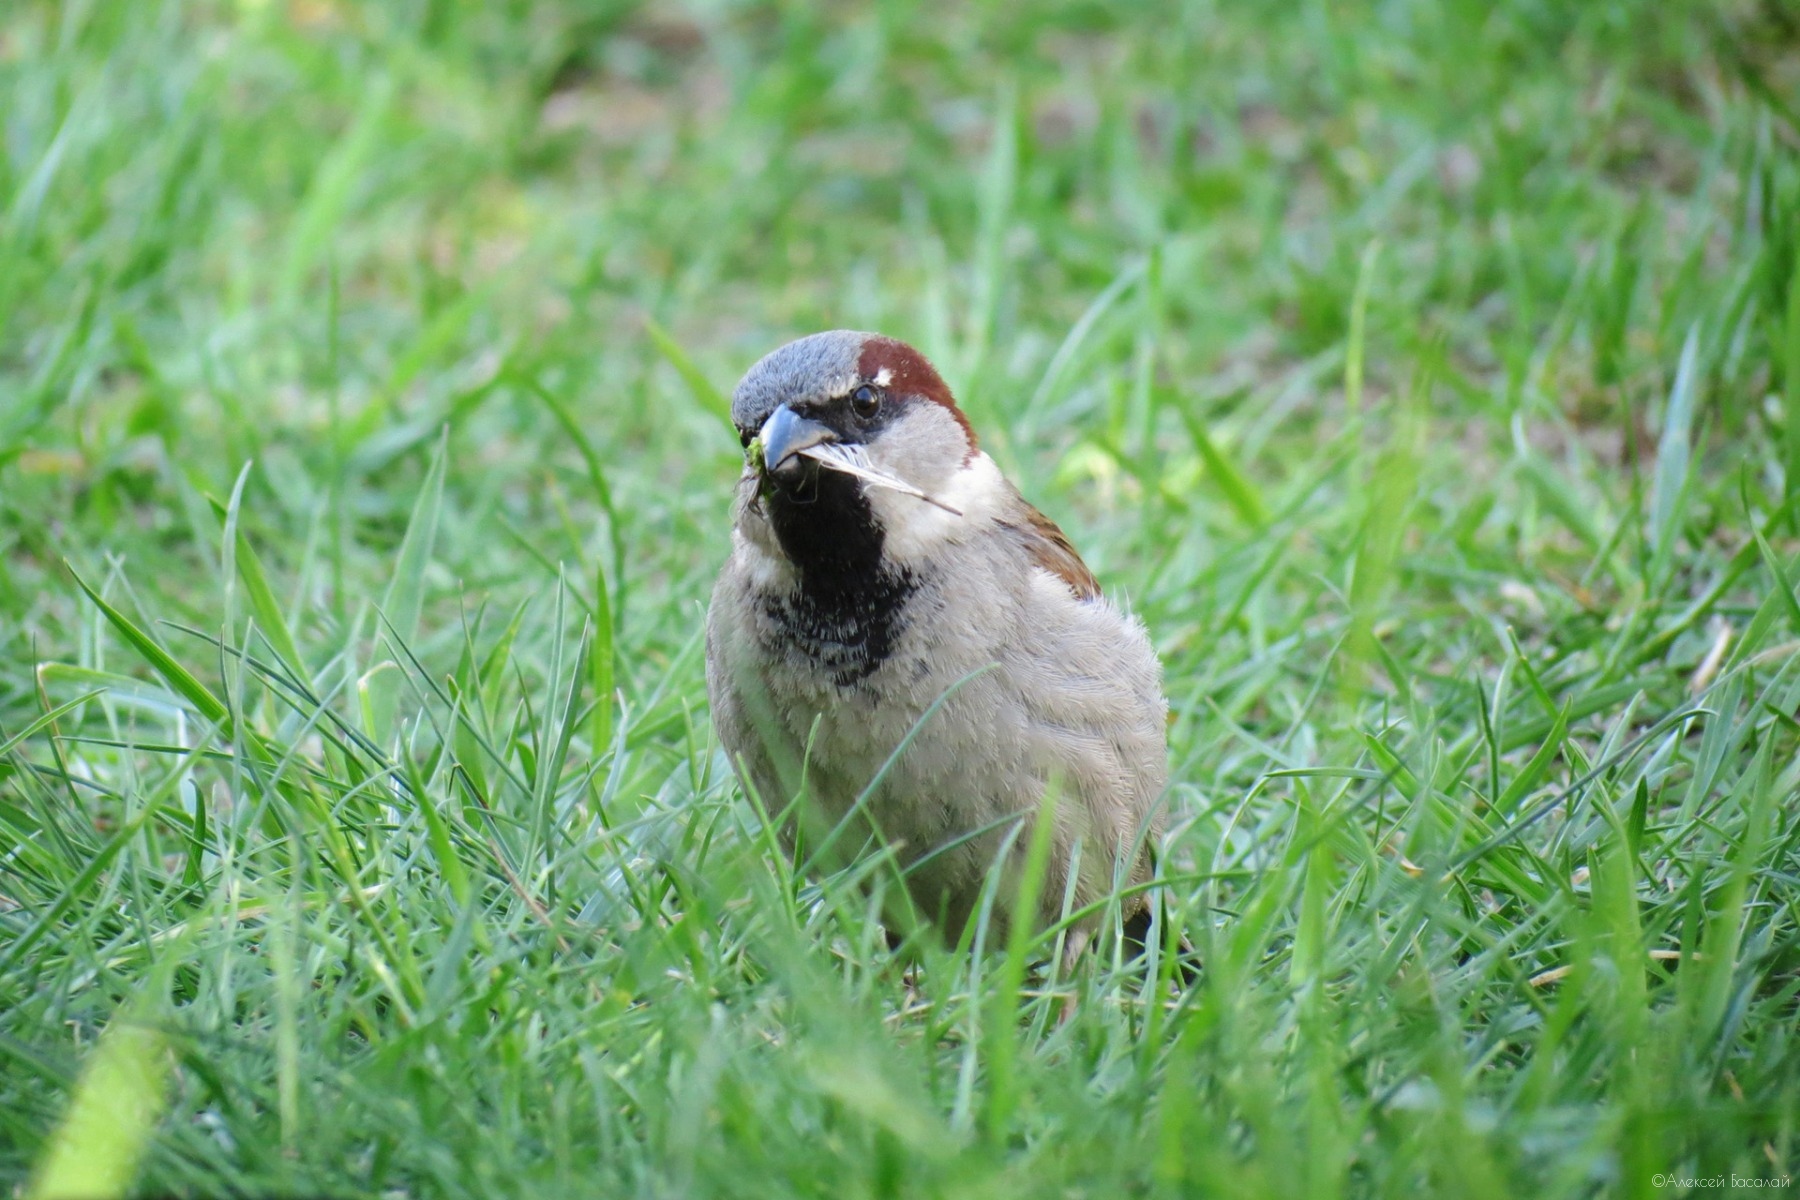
872;452;1007;565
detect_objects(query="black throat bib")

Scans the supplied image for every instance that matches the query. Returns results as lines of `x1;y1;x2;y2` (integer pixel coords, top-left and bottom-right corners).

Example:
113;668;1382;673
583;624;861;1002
762;465;915;686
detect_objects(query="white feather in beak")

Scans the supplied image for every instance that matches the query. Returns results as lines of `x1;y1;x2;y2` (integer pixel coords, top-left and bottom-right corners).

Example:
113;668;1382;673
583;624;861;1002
797;442;964;516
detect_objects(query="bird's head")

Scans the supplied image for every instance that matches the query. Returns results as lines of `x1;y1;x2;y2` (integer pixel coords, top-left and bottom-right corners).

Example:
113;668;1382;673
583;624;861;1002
734;330;974;492
730;331;993;571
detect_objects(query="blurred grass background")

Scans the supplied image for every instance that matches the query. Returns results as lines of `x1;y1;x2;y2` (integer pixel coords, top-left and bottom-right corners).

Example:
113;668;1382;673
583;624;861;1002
2;0;1798;1196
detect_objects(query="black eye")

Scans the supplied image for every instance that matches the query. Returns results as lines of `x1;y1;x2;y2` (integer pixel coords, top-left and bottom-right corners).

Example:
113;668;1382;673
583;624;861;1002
851;384;881;419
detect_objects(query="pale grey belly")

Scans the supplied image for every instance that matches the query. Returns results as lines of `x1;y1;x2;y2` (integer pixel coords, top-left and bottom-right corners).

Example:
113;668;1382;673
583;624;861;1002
755;658;1058;938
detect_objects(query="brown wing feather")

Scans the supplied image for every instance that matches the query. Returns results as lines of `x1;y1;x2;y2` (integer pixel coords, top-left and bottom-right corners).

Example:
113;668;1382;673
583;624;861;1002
1005;502;1100;601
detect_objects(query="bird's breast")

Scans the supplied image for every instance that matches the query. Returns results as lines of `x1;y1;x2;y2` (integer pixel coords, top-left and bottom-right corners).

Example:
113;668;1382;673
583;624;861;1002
758;565;918;687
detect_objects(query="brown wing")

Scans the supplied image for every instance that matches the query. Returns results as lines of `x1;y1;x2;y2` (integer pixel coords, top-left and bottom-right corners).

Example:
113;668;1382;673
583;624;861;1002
1004;501;1100;601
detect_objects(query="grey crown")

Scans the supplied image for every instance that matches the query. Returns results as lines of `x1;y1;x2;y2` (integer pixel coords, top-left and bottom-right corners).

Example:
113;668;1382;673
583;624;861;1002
730;330;874;434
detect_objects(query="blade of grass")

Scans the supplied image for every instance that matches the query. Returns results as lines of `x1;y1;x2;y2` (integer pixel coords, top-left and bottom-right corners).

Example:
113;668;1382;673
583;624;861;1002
643;317;732;429
981;778;1060;1140
215;466;310;690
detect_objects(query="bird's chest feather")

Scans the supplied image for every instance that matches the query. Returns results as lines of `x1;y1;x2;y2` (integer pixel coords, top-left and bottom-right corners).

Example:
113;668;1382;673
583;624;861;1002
758;567;917;688
746;565;974;788
732;470;1013;804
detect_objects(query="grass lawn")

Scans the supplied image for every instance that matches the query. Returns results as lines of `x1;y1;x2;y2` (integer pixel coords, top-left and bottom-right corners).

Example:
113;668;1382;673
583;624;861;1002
3;1;1799;1195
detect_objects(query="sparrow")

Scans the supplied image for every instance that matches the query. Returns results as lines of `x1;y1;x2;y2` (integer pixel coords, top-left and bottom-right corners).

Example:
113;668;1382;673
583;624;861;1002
705;330;1171;967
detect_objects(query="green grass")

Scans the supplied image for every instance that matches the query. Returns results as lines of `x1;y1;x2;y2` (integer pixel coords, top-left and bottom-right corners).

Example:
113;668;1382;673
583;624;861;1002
3;1;1799;1196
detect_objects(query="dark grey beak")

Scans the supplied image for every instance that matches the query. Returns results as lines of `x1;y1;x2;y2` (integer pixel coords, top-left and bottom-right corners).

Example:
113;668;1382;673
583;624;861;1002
759;405;837;473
